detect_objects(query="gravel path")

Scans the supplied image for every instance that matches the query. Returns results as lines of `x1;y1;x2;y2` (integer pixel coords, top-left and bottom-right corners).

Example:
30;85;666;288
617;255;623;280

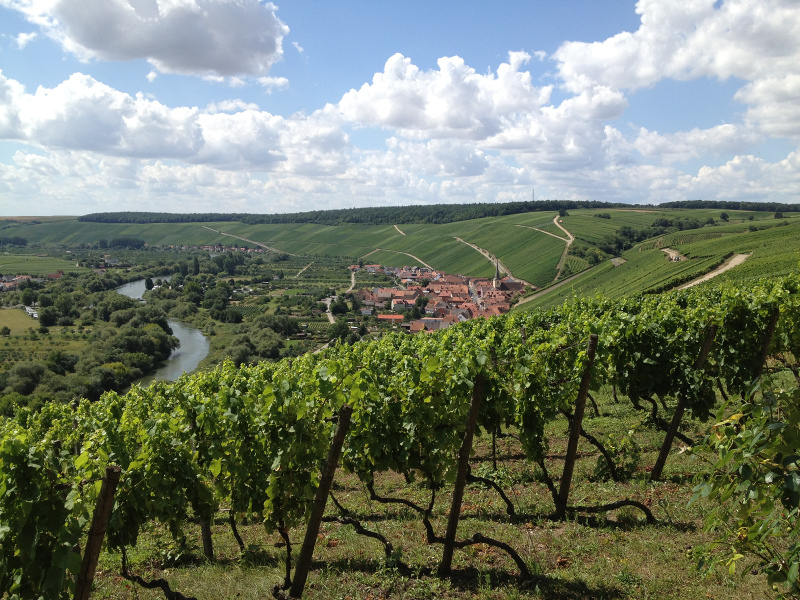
676;254;750;290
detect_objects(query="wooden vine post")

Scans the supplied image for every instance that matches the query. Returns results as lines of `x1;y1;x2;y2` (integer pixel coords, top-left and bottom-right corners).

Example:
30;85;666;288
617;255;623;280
438;374;484;576
200;520;214;562
752;308;780;382
651;324;718;481
556;334;598;519
73;465;122;600
289;404;353;599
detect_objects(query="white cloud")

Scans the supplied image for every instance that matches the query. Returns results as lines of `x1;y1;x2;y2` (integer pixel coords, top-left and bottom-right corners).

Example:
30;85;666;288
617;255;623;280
205;99;260;114
257;76;289;91
552;0;800;141
0;72;25;138
678;152;800;200
338;52;550;140
15;31;36;48
146;70;158;82
0;71;349;171
736;74;800;138
633;124;762;164
2;0;289;78
3;1;800;214
553;0;800;92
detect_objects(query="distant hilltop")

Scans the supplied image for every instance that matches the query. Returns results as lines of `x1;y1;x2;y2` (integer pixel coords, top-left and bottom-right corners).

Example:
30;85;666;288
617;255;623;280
77;200;800;227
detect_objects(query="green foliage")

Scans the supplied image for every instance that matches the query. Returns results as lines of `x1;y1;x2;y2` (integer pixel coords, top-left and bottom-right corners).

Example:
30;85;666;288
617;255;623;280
593;428;641;482
2;272;800;598
693;384;800;597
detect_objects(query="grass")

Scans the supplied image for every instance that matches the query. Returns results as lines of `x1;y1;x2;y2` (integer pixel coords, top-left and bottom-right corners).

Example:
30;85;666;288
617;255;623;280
89;383;769;600
0;253;89;276
0;308;38;335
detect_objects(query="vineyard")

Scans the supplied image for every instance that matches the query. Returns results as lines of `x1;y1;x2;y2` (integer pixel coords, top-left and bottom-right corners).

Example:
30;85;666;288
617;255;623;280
3;272;800;599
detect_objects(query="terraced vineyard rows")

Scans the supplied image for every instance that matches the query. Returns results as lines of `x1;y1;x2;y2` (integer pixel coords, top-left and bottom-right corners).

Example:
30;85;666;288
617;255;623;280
4;273;800;599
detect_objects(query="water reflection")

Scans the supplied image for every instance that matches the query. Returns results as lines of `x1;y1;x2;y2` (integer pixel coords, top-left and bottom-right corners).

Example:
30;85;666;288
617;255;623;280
116;278;210;383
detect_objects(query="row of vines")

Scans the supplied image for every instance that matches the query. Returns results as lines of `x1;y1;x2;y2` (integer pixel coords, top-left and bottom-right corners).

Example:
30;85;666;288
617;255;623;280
2;274;800;599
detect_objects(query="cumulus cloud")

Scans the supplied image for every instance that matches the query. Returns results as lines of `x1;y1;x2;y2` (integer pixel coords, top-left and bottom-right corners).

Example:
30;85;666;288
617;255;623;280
2;0;289;78
3;0;800;213
257;76;289;91
551;0;800;141
633;124;762;164
0;71;349;172
205;99;260;114
553;0;800;92
15;31;36;48
338;52;551;140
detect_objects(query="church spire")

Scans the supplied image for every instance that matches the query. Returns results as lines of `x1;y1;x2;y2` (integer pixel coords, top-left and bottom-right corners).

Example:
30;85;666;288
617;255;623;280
493;257;501;289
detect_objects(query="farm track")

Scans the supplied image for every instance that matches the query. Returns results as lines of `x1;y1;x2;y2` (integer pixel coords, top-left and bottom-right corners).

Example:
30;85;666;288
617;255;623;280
661;248;685;262
394;224;406;236
676;253;750;290
370;248;433;269
359;249;379;260
515;216;574;282
295;262;313;278
552;216;576;280
515;265;597;306
201;226;297;255
453;237;532;287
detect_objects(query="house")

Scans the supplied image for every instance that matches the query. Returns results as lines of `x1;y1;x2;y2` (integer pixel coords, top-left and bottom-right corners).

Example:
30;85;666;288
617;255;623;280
391;299;414;311
408;321;427;334
377;314;404;323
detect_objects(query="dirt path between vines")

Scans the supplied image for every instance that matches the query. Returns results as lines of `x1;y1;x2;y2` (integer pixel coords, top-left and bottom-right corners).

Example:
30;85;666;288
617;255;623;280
202;226;297;255
453;237;532;287
295;262;313;277
372;249;433;269
394;225;406;236
355;247;431;268
676;254;750;290
661;248;685;262
515;266;597;306
515;224;569;243
514;216;575;282
346;270;356;293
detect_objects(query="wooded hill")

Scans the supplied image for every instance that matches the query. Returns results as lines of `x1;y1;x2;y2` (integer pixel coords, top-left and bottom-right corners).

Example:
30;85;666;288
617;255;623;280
76;200;800;227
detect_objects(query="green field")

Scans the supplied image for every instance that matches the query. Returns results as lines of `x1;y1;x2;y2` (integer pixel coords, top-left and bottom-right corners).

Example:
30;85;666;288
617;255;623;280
4;207;799;302
0;253;89;276
518;216;800;312
0;308;38;334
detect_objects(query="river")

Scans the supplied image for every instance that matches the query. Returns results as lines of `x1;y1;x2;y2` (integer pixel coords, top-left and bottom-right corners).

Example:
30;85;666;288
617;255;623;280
115;278;210;383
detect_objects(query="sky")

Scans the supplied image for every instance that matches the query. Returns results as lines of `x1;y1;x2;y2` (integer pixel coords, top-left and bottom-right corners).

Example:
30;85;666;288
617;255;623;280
0;0;799;216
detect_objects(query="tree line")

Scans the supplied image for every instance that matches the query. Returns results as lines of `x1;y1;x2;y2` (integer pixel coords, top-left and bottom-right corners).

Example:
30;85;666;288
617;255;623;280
79;200;644;227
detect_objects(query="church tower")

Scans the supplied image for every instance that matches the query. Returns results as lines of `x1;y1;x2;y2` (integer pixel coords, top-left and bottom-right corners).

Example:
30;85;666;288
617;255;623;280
493;257;501;290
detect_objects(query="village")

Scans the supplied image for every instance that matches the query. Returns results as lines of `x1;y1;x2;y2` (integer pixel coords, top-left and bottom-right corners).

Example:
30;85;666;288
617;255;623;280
351;262;528;334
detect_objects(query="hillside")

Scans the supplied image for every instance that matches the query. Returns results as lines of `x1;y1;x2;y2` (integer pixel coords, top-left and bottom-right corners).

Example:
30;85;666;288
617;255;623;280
4;205;798;301
4;273;800;600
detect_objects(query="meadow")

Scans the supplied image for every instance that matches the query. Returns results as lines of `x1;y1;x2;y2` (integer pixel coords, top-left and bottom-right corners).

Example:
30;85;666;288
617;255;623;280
0;252;89;276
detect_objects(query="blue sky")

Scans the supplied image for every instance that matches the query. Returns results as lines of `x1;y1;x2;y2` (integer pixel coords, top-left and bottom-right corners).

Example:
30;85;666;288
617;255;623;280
0;0;798;216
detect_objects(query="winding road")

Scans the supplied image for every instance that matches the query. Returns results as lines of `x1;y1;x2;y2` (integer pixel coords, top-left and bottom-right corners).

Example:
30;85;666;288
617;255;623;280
453;237;532;287
676;254;750;290
515;215;576;282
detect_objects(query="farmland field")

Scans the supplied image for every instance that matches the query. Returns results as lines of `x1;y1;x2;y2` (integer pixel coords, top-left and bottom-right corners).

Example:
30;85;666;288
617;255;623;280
0;253;89;276
457;224;566;287
0;308;38;334
517;217;800;312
